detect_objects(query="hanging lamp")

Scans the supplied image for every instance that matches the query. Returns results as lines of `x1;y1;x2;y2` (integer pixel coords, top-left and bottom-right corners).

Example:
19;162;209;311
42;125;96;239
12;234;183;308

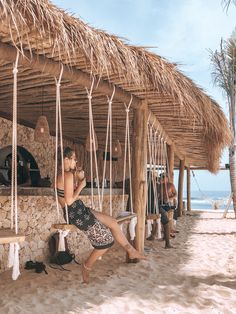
112;139;122;158
34;86;50;143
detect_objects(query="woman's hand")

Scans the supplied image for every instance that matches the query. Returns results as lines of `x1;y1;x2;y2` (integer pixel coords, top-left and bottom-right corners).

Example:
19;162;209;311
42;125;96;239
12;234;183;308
79;177;86;189
75;169;85;181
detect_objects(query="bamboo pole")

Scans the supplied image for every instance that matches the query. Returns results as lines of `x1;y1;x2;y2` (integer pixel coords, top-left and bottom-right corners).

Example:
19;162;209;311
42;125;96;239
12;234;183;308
177;159;185;216
187;167;191;211
132;101;148;254
167;144;174;183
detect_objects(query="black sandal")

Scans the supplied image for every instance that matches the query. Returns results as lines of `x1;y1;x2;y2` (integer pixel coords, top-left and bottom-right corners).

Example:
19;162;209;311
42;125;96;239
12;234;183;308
35;262;48;274
24;260;48;274
24;260;37;270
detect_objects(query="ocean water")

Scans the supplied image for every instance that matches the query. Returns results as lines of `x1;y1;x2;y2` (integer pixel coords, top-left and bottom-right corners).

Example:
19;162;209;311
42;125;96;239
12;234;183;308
183;190;233;211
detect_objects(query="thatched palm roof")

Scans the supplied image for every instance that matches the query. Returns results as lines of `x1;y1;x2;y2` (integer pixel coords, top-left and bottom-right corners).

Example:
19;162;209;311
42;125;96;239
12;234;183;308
0;0;232;172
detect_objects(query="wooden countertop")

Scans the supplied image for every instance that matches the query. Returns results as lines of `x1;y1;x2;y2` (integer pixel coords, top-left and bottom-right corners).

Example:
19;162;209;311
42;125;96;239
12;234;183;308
0;187;125;196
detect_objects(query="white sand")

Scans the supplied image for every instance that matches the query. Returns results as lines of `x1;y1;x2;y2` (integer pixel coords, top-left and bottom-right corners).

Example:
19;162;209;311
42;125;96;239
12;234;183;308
1;211;236;314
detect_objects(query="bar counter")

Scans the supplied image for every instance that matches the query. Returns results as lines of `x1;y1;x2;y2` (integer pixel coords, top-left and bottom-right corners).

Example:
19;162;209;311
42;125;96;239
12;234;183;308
0;187;125;196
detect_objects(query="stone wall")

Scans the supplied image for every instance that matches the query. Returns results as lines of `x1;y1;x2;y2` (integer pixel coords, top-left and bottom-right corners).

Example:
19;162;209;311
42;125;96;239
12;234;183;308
0;194;128;273
0;116;81;180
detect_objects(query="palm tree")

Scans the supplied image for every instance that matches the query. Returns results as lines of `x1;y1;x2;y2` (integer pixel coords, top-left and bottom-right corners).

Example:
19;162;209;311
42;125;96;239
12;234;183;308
221;0;236;11
211;31;236;216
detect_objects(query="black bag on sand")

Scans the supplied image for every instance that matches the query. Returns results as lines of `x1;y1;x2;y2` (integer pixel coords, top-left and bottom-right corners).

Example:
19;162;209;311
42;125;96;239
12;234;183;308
49;232;80;271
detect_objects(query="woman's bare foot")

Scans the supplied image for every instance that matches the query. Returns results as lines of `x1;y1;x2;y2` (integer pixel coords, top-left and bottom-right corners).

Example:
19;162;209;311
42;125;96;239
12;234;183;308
125;244;147;260
81;263;91;284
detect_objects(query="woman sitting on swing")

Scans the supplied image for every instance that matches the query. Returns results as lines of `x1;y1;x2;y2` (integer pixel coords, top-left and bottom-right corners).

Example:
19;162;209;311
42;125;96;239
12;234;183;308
56;147;146;283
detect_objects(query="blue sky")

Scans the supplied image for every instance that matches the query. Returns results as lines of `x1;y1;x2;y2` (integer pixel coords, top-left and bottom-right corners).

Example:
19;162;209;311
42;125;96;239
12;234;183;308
53;0;236;191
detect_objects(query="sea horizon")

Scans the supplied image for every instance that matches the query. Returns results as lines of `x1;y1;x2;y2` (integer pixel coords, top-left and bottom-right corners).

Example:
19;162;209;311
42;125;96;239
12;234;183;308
183;190;233;211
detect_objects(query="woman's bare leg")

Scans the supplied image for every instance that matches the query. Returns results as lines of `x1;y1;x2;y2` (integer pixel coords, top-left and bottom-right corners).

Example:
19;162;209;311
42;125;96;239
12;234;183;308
82;248;108;283
91;210;146;260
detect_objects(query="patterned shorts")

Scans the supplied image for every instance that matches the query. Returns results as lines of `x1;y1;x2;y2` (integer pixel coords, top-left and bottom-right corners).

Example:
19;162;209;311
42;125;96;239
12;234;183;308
64;199;114;250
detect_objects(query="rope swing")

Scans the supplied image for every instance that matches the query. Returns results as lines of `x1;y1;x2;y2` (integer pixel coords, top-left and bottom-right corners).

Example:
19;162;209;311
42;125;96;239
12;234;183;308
54;66;68;223
0;50;25;281
53;79;137;243
146;118;162;239
122;96;133;214
85;78;102;212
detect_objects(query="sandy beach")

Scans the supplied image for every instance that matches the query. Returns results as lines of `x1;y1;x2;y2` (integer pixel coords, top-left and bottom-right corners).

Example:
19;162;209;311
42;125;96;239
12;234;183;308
0;210;236;314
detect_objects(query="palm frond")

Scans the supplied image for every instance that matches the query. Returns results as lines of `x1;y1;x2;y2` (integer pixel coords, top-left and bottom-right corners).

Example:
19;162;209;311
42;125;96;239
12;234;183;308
221;0;236;11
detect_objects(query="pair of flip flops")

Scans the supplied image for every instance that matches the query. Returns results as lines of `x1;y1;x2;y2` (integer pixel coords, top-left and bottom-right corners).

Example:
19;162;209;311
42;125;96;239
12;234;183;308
24;261;48;274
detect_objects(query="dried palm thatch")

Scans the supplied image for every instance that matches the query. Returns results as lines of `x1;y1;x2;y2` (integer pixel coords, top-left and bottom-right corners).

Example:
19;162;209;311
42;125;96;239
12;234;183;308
0;0;232;172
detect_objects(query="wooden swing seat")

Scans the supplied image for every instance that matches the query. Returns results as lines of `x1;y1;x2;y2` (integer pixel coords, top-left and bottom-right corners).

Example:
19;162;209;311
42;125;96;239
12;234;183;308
0;229;25;244
52;213;137;231
116;213;137;223
51;223;77;232
146;213;160;220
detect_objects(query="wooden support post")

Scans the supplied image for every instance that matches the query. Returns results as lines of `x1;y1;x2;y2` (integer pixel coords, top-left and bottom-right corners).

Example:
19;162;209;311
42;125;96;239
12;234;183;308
132;102;148;254
187;167;191;211
177;159;185;217
167;144;174;183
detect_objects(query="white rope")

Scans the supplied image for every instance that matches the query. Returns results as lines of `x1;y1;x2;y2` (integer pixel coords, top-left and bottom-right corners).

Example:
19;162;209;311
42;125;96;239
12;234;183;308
122;96;133;213
153;131;159;213
147;123;152;215
129;216;137;240
9;51;21;281
109;91;113;216
8;242;20;280
146;219;153;238
156;217;162;239
86;78;102;212
156;135;161;212
164;141;170;180
160;137;164;205
54;66;67;222
101;87;115;215
11;50;19;234
163;141;170;204
101;95;111;206
58;230;69;251
147;123;159;215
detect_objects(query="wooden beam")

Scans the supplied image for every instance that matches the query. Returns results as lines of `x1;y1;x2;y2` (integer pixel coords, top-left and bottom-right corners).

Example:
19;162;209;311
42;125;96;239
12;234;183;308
0;42;141;108
132;101;148;254
177;159;185;217
167;144;174;183
187;167;191;211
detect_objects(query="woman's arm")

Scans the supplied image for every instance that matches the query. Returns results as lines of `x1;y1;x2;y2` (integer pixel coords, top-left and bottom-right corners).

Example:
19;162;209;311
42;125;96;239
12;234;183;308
64;171;86;205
